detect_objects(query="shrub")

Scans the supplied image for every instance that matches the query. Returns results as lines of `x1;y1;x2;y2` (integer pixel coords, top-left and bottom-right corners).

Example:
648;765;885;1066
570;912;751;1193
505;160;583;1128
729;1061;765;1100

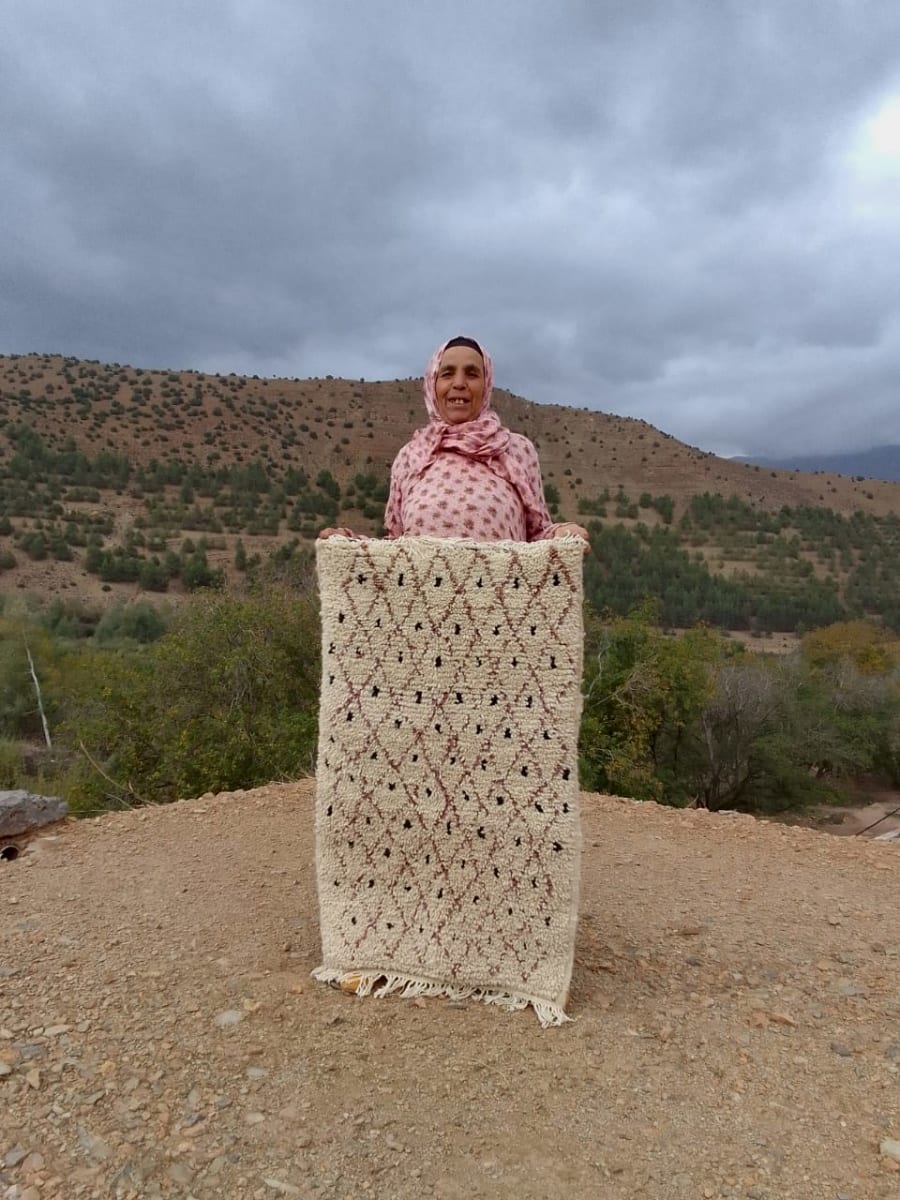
94;601;170;645
60;588;321;811
0;739;23;788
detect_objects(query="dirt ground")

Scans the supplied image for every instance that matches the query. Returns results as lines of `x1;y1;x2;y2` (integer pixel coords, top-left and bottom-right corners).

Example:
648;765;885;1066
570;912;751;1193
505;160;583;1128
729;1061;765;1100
798;797;900;840
1;781;898;1200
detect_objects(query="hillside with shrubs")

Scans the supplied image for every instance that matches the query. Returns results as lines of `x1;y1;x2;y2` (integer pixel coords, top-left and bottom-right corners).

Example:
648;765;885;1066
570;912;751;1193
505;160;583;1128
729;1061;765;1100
2;352;900;817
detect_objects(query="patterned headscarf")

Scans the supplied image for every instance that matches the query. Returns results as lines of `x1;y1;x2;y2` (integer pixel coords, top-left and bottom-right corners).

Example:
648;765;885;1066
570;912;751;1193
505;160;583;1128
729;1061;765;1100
402;338;548;535
407;337;510;476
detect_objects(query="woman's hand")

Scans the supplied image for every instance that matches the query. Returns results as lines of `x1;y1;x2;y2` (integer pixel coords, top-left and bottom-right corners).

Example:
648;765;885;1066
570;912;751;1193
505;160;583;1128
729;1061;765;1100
317;527;356;540
551;522;590;550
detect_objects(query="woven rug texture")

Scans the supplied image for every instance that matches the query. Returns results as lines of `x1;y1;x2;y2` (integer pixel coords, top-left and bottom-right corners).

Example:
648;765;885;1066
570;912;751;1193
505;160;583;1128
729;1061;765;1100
313;536;584;1026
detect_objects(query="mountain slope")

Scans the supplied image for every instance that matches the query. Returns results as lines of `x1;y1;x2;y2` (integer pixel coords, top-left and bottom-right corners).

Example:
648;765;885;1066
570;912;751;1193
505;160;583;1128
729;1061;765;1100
2;353;900;627
3;353;900;518
736;445;900;483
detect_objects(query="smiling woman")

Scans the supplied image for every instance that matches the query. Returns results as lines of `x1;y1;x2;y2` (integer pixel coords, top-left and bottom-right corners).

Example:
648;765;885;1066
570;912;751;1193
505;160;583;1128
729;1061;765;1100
320;336;589;545
433;339;485;425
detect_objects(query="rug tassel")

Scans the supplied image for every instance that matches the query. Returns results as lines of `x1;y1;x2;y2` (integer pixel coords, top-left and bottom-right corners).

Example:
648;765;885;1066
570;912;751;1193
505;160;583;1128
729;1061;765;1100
312;967;571;1027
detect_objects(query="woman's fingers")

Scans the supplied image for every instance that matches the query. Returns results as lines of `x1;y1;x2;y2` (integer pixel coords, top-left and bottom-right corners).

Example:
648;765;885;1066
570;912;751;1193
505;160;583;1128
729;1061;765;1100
553;523;589;540
318;527;355;540
552;523;590;552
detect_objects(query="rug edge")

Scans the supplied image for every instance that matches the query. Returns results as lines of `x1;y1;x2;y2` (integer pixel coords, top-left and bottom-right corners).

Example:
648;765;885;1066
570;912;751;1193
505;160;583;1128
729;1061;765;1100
311;966;571;1028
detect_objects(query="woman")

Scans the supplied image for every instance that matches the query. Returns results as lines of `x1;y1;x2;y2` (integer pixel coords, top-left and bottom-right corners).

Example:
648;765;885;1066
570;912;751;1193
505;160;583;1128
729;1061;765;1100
317;337;585;1007
320;336;589;545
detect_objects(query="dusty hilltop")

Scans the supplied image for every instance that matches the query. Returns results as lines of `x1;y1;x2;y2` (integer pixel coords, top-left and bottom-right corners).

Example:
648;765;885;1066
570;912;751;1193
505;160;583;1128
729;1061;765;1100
1;780;898;1200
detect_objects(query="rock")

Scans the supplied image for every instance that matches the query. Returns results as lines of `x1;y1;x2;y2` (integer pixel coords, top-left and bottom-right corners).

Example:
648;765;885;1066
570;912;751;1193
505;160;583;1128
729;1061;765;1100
214;1010;243;1028
881;1138;900;1163
767;1011;798;1027
835;979;867;998
263;1180;302;1196
3;1146;29;1168
77;1126;112;1162
831;1043;854;1057
0;791;67;838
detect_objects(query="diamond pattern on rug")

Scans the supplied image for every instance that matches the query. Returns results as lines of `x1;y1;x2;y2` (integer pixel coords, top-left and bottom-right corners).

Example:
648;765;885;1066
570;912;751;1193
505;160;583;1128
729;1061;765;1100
313;536;584;1026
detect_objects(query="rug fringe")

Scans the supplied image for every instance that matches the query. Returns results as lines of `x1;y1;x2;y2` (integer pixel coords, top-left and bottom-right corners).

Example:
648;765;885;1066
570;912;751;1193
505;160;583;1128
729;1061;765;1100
311;967;570;1027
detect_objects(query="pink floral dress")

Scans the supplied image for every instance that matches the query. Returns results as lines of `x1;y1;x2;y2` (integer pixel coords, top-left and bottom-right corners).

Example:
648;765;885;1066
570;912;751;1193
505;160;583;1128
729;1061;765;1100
385;436;557;542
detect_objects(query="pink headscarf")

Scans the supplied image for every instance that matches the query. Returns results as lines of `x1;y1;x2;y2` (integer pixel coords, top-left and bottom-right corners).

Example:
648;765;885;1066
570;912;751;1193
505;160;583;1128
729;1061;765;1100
404;338;509;476
403;338;548;533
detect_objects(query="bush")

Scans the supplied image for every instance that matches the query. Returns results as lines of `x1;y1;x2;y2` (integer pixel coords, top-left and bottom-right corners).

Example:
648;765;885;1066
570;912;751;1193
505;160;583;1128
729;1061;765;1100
60;588;321;811
0;739;23;788
94;601;170;645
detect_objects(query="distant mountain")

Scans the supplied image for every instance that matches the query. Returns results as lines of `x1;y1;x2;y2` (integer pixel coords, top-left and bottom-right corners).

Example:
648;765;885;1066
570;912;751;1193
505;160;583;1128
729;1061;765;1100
734;446;900;482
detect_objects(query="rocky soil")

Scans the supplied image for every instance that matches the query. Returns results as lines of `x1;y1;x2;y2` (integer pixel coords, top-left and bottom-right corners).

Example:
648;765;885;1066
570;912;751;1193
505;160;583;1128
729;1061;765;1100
1;781;898;1200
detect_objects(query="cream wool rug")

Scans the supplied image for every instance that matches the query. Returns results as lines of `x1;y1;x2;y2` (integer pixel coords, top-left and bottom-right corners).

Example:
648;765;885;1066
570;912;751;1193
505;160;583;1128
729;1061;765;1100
313;536;584;1026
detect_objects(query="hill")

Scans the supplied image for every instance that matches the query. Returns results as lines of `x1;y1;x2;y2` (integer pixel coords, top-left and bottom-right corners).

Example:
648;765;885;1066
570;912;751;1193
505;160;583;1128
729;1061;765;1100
736;445;900;483
3;352;900;632
1;780;898;1198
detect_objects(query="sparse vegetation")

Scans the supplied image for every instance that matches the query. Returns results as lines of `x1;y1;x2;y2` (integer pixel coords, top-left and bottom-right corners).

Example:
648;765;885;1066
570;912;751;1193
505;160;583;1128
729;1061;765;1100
3;352;900;813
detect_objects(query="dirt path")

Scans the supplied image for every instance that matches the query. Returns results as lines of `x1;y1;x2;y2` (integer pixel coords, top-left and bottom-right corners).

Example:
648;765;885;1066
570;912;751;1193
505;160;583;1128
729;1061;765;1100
1;782;899;1200
804;797;900;839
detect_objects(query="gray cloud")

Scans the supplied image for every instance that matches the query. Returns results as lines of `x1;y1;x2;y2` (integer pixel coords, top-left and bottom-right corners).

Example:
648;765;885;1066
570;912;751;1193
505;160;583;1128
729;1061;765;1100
3;0;900;455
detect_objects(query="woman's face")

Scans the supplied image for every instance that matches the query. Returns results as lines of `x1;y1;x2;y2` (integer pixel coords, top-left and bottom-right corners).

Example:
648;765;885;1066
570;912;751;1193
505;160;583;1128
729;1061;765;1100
434;345;485;424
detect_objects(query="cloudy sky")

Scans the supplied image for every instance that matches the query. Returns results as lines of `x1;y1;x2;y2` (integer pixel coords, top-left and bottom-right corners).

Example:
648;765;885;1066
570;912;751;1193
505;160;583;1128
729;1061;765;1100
3;1;900;457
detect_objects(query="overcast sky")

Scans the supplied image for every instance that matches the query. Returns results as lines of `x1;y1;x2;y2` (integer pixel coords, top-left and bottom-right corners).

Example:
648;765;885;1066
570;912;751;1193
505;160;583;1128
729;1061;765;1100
3;1;900;457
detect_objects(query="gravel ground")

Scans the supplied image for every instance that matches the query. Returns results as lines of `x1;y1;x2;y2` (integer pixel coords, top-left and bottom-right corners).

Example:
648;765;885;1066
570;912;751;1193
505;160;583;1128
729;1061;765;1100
1;780;898;1200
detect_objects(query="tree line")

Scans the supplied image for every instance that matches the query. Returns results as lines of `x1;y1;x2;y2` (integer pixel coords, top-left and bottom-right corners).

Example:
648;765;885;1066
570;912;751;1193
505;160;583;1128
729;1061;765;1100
1;582;897;817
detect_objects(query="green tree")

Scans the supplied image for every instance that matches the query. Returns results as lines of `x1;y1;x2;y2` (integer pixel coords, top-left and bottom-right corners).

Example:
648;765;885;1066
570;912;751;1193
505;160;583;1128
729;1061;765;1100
578;604;724;802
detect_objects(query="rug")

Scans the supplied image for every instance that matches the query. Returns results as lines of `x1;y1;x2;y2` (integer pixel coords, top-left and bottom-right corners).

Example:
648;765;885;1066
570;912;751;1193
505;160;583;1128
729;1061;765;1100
313;536;584;1026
